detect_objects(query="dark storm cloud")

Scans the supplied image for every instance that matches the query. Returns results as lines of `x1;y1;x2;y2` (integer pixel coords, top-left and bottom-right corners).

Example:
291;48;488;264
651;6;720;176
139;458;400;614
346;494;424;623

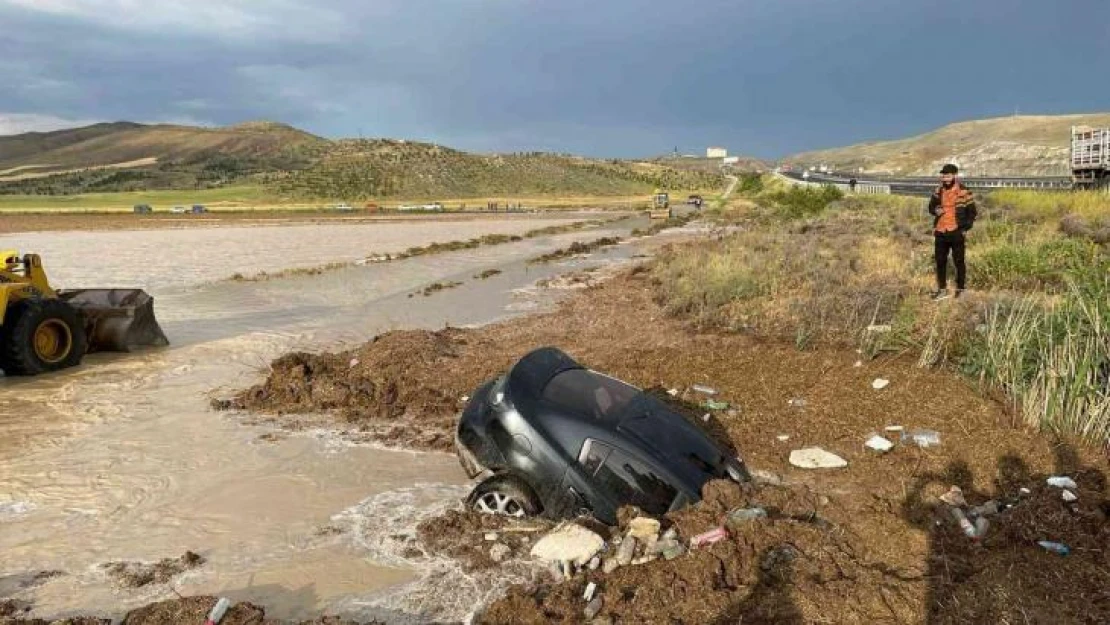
1;0;1108;157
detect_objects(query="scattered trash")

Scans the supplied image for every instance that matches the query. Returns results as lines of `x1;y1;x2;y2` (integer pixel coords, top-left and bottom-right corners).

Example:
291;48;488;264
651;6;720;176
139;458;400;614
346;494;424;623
866;324;892;333
690;526;728;548
703;398;730;411
616;536;637;566
864;434;894;453
884;425;904;434
903;429;941;448
661;541;686;560
776;434;791;442
667;388;679;397
662;527;678;542
583;581;598;601
788;398;807;408
588;556;600;570
725;507;767;531
939;486;967;507
1037;541;1070;556
461;395;469;402
602;558;620;574
691;384;718;396
974;516;990;538
969;500;1000;517
631;555;656;565
853;360;863;367
628;517;661;541
872;378;890;390
789;447;848;469
584;597;603;620
702;413;711;422
949;507;978;540
484;532;499;541
349;358;360;368
489;543;511;563
1062;490;1079;502
205;597;231;625
1020;487;1032;495
530;523;605;567
1047;476;1078;490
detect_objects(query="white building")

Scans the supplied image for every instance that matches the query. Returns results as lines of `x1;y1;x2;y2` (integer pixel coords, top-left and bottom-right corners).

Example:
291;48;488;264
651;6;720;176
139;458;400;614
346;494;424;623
706;146;728;159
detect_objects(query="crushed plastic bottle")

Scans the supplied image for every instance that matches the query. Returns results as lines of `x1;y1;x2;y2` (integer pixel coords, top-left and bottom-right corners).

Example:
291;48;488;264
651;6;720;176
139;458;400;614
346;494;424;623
903;429;941;448
1037;541;1070;556
692;384;718;396
949;508;978;540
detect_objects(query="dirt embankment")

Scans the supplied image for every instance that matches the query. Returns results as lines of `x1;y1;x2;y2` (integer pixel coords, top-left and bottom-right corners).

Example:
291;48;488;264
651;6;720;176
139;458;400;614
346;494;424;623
211;267;1109;624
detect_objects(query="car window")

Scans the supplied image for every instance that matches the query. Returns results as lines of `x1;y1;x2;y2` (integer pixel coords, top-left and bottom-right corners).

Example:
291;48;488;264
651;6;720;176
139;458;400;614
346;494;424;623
579;440;677;515
543;370;640;420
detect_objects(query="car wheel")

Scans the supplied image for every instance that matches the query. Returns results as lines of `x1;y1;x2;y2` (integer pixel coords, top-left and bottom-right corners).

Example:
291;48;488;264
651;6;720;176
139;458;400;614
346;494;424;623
468;474;542;518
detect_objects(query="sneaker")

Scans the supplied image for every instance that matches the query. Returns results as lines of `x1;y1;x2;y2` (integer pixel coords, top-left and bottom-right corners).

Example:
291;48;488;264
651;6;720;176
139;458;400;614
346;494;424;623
931;289;950;301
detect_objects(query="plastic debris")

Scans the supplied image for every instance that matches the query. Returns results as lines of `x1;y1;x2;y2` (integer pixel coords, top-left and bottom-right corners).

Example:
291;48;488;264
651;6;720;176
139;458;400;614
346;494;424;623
969;500;1000;517
692;384;718;396
725;507;768;530
616;536;637;566
789;447;848;469
461;395;469;402
205;598;231;625
864;434;894;452
484;532;499;541
662;528;678;542
949;507;978;540
777;434;791;442
349;358;360;368
667;388;679;397
661;541;686;560
584;581;598;601
788;398;807;407
884;425;904;434
939;486;967;507
1062;490;1078;502
628;517;661;540
872;378;890;390
903;429;941;448
690;526;728;548
588;556;600;570
702;413;711;422
867;324;892;333
584;597;603;620
974;516;990;538
1047;476;1078;489
1020;487;1032;495
1037;541;1070;556
704;399;730;411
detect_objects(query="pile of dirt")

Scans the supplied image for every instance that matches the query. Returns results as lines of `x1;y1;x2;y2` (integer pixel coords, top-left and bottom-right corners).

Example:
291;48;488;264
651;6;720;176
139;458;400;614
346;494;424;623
101;551;205;588
415;510;554;572
479;471;1110;624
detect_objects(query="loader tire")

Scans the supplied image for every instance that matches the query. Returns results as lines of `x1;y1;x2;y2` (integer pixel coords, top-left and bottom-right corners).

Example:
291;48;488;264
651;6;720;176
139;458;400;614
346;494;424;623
0;299;87;376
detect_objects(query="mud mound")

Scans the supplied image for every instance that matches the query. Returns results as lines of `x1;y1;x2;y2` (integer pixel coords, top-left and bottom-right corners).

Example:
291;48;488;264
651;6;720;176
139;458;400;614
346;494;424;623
218;328;511;452
479;469;1110;624
416;510;554;572
101;551;204;588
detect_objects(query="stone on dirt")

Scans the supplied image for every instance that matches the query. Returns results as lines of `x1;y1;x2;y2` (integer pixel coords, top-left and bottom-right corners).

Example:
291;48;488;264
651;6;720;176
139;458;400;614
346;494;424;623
489;543;511;563
788;447;848;469
864;434;894;452
750;469;785;486
584;597;603;620
530;523;605;567
616;535;637;566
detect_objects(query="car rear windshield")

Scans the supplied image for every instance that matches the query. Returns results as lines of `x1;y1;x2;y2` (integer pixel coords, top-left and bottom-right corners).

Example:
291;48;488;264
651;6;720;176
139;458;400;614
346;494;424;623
542;369;640;420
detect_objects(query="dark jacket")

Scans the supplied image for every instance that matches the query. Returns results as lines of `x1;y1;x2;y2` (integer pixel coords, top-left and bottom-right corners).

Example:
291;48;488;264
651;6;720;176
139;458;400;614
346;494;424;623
928;183;977;232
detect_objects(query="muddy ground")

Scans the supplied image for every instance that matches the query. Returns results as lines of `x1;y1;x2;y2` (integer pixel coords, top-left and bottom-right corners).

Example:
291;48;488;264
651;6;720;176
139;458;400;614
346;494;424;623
208;264;1110;624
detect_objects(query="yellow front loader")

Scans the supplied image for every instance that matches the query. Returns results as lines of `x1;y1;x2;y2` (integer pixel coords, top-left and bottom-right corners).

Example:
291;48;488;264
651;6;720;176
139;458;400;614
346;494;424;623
646;189;670;220
0;250;168;376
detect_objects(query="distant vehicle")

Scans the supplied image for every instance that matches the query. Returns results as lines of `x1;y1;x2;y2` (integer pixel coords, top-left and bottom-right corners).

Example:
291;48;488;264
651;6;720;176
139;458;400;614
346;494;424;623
364;203;380;212
170;205;187;214
422;202;444;212
686;194;703;208
133;204;152;214
1071;125;1110;189
191;204;207;214
398;202;444;212
333;203;353;212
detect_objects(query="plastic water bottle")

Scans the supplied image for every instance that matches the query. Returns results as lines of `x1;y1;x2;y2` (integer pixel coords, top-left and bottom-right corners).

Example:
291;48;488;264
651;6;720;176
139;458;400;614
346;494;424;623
949;507;977;540
1037;541;1070;556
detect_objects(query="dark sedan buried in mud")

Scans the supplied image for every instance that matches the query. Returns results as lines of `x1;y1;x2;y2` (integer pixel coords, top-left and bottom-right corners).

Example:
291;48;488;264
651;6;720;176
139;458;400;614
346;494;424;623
455;347;750;525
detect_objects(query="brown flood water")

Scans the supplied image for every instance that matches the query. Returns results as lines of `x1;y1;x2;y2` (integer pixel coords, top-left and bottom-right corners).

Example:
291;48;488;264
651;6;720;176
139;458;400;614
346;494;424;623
0;213;651;622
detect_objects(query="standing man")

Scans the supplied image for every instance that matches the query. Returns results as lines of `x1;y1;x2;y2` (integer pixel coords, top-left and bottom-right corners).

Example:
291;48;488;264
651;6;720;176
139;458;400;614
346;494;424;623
928;164;977;300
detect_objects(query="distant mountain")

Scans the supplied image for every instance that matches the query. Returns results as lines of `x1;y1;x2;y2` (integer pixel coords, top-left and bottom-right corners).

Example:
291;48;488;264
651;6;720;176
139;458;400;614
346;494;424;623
786;113;1110;177
0;121;723;197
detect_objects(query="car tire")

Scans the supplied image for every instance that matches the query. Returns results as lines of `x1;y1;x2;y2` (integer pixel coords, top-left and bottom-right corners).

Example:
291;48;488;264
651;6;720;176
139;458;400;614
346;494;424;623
467;474;542;518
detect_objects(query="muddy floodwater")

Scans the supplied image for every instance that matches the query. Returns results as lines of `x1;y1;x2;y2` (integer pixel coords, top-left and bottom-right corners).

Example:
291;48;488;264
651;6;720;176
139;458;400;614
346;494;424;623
0;212;651;622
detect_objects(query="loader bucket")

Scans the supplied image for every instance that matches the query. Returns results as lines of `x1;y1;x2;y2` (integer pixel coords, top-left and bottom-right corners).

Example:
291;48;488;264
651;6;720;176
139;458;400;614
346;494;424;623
57;289;169;353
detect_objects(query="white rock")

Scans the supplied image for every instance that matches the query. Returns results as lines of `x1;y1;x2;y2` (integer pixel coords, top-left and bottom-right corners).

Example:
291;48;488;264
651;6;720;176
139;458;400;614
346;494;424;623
349;358;360;368
751;469;785;486
1047;476;1078;489
628;517;661;541
484;532;499;541
1062;490;1079;502
776;434;791;442
853;360;863;368
789;447;848;469
864;435;894;453
872;378;890;390
530;523;606;567
583;581;598;601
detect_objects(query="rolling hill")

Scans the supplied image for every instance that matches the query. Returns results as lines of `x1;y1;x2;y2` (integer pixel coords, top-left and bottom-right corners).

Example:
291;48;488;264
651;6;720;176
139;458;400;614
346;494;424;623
786;113;1110;177
0;121;723;198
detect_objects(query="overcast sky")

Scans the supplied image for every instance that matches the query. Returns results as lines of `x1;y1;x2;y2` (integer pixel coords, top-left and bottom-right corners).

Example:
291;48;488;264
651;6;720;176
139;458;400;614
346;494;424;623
1;0;1108;157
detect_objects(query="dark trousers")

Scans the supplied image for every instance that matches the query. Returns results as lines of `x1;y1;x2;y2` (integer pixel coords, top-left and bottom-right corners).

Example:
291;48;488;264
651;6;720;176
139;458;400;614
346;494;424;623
934;230;966;290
